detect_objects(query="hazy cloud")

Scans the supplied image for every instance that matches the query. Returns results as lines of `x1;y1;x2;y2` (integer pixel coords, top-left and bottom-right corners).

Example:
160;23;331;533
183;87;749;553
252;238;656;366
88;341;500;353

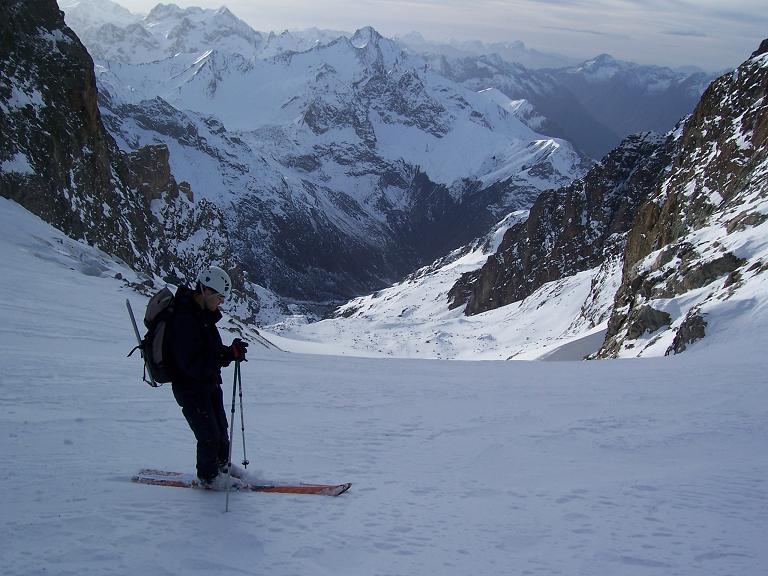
663;30;709;38
114;0;767;71
542;26;629;39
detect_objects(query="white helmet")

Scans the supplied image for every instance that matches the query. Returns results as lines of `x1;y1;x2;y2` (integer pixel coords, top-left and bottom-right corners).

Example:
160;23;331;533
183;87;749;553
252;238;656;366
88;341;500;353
197;265;232;300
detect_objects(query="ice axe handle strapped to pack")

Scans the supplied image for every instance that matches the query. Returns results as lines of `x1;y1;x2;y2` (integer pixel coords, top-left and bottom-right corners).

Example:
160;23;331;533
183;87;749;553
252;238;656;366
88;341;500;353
126;299;159;387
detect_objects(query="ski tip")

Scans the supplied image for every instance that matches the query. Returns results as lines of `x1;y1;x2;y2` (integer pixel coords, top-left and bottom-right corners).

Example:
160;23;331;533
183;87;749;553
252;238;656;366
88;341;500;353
336;483;352;496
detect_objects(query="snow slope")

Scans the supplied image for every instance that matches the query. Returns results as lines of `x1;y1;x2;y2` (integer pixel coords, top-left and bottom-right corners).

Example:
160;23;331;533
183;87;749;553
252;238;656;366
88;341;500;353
2;197;767;575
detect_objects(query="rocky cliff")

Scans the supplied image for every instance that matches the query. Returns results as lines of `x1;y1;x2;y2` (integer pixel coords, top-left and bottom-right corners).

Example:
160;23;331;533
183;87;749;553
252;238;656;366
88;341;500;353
444;40;768;357
0;0;148;267
597;41;768;357
0;0;253;316
449;132;672;315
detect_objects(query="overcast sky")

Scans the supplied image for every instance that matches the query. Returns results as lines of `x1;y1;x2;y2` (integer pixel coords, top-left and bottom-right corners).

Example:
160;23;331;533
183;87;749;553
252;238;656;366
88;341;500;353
114;0;767;71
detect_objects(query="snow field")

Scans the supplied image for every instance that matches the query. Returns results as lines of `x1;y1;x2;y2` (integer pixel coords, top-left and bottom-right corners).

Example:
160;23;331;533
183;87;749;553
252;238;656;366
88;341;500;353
1;198;767;575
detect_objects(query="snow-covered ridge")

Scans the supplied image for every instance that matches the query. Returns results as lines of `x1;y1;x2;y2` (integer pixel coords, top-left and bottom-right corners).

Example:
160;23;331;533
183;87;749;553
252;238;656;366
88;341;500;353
62;0;264;63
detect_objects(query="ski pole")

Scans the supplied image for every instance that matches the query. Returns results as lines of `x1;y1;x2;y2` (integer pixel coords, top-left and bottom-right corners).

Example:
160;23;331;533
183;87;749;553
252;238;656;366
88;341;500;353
237;361;249;469
225;361;239;513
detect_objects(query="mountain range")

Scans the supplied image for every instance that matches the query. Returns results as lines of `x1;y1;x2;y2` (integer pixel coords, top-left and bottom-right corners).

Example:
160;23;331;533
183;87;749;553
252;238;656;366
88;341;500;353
2;0;765;358
57;0;597;314
289;42;767;359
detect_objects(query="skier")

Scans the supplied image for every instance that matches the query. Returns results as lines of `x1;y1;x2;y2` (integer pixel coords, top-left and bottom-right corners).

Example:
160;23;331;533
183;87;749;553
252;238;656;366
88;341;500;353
165;265;248;489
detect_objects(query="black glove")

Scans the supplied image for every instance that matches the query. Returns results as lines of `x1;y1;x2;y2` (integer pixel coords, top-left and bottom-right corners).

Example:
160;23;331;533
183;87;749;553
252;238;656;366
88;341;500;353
230;338;248;362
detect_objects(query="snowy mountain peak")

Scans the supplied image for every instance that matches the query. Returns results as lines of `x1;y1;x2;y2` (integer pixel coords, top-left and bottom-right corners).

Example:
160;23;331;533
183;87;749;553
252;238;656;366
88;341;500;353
145;2;185;20
347;26;404;70
350;26;382;49
146;3;189;21
60;0;141;30
585;53;618;66
575;53;626;78
62;1;266;63
141;2;263;57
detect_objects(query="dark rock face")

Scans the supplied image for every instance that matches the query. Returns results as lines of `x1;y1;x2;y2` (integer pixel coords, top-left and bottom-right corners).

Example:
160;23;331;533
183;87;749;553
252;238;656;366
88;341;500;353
450;132;671;315
666;311;706;355
752;39;768;58
119;144;193;204
597;41;768;356
625;306;671;340
0;0;148;267
0;0;250;313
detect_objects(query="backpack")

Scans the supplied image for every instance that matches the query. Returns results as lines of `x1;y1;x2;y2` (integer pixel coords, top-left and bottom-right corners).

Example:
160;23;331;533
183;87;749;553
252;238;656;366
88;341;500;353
127;286;177;387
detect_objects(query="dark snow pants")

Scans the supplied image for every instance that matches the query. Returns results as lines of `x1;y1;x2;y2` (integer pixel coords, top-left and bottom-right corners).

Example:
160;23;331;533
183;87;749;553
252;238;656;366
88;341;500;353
172;385;230;482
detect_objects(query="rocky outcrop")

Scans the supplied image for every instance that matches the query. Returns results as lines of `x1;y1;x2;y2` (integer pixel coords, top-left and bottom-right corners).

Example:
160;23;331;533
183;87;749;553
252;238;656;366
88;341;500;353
597;40;768;356
666;310;707;355
450;132;671;315
625;306;671;340
0;0;256;317
0;0;149;267
119;144;193;204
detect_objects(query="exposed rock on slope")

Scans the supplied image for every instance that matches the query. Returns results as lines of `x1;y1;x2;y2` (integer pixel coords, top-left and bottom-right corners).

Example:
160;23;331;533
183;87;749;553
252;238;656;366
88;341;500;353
449;132;671;315
597;42;768;357
0;0;253;316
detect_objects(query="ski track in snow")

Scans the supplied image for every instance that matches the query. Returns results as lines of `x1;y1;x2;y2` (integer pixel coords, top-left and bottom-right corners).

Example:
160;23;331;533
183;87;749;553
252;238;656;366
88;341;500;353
1;197;767;575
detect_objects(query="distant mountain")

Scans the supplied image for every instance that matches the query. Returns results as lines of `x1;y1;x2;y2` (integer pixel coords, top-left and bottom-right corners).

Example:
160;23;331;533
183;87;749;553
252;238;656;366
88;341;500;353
59;2;590;311
61;0;265;63
62;0;713;161
431;52;715;159
59;0;139;30
548;54;713;149
395;32;581;69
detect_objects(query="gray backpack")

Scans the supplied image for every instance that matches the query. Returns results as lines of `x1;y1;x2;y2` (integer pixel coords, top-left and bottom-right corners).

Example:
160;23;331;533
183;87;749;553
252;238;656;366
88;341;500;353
127;286;177;386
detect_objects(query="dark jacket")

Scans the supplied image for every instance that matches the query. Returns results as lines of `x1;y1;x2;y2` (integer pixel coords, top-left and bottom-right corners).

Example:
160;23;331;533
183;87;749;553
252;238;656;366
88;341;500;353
166;286;233;392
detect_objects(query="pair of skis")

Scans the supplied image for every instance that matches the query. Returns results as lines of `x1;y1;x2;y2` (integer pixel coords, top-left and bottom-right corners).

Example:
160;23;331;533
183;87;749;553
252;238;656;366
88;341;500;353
132;469;351;497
